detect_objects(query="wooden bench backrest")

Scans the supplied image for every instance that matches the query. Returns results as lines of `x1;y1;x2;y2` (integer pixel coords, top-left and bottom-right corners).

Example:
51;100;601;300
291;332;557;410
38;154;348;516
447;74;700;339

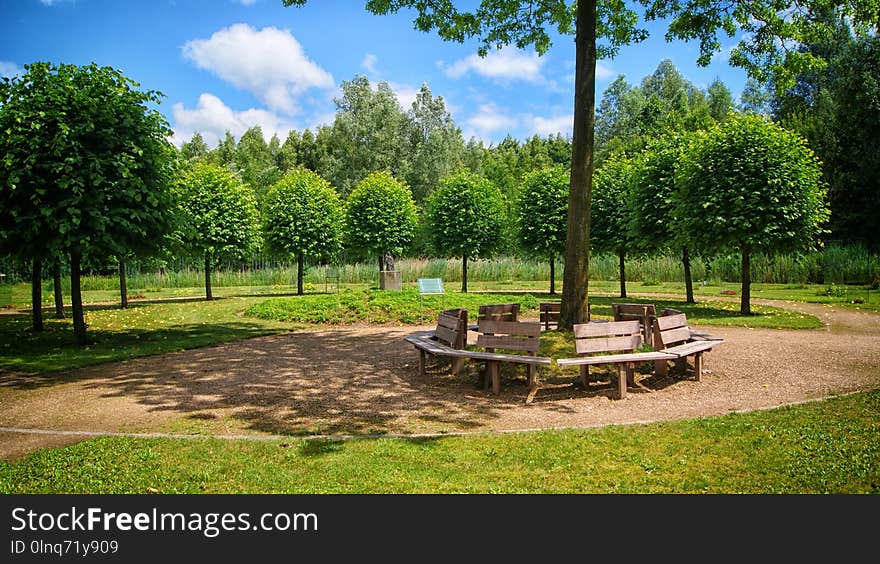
478;303;520;322
435;308;468;349
652;313;691;349
612;303;657;323
539;302;560;329
476;319;540;354
572;320;642;355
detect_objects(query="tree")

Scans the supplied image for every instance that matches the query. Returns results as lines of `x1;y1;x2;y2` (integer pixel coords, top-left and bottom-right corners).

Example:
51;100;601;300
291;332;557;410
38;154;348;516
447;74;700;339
740;78;773;115
591;153;637;298
236;126;281;201
515;167;569;294
707;78;735;122
629;133;697;302
176;162;260;300
405;84;465;201
284;0;878;329
676;114;829;314
426;171;505;292
346;171;419;277
0;62;177;344
327;76;411;195
180;133;209;162
263;169;344;295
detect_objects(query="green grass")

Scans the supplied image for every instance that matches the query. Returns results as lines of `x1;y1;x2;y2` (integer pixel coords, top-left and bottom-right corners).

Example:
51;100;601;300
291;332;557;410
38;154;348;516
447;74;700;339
245;288;823;329
0;297;298;374
2;389;877;493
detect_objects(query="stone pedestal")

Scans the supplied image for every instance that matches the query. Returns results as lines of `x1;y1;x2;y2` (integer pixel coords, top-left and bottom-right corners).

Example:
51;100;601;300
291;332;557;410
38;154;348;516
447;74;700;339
379;270;402;291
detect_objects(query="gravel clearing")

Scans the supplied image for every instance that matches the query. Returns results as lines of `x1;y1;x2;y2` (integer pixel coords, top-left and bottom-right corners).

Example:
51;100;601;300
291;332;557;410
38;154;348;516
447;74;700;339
1;300;878;460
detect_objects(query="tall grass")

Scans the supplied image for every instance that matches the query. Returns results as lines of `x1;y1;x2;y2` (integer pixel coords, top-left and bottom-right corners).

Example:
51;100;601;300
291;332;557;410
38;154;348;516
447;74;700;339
7;245;879;293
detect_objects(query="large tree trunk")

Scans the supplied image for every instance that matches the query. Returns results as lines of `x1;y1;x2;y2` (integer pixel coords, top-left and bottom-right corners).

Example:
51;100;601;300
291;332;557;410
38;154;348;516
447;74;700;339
549;257;555;295
683;246;695;304
618;250;627;299
297;253;304;296
71;251;87;345
740;243;751;315
204;252;213;301
53;260;64;319
31;257;43;332
119;258;128;309
461;256;468;293
559;0;597;330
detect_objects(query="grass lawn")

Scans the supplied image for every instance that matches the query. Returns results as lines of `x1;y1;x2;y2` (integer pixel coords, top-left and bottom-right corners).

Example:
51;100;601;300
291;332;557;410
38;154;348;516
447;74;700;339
0;289;822;374
2;389;877;494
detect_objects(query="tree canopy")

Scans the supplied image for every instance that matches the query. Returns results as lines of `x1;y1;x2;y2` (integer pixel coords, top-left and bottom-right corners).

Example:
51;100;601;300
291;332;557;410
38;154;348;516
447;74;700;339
516;166;569;294
427;170;506;292
676;113;829;313
262;168;345;295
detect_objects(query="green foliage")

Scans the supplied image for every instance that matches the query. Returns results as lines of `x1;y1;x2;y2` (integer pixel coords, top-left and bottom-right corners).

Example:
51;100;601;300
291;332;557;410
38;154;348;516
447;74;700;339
629;132;691;253
0;62;177;261
676;114;829;256
345;171;418;263
591;153;636;255
426;171;506;261
515;166;569;261
262;169;344;264
175;162;260;262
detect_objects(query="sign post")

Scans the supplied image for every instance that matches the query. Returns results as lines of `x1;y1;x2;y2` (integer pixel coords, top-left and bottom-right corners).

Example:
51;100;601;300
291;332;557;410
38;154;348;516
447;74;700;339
417;278;445;323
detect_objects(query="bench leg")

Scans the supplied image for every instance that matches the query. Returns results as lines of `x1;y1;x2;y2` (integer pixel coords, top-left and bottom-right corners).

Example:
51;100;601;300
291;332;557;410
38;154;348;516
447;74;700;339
654;359;668;378
489;362;501;395
418;350;426;377
616;364;627;400
527;364;536;388
626;363;635;386
693;353;702;381
451;357;464;376
579;364;589;387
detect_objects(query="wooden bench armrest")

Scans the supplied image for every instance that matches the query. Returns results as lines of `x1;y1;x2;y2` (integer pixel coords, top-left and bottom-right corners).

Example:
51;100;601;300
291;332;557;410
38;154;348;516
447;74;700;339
557;351;676;366
663;340;723;357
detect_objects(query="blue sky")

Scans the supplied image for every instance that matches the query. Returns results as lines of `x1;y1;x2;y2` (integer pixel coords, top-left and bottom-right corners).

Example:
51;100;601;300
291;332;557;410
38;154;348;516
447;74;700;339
1;0;750;148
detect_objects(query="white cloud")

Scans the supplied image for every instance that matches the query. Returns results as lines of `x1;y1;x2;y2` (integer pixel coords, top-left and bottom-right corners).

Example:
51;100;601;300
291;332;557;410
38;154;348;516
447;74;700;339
171;93;295;148
464;103;518;140
235;0;258;5
182;23;334;115
596;62;615;80
362;53;378;74
443;48;544;83
525;114;572;137
0;61;22;79
389;82;420;111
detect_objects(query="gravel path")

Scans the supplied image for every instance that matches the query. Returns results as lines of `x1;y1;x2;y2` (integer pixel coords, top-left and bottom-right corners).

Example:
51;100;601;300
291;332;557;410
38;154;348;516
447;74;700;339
1;300;878;460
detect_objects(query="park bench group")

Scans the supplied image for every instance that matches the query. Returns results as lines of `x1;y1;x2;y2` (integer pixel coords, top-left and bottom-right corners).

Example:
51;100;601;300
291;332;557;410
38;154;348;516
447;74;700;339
404;301;724;399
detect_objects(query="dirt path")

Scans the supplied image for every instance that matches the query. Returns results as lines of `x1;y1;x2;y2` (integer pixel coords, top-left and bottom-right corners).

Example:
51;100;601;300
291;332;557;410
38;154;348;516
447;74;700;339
1;301;878;460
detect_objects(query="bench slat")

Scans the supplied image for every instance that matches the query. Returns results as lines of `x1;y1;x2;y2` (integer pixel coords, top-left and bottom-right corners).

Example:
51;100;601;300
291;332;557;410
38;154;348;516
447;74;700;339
573;320;640;338
434;326;459;347
655;313;688;331
575;335;641;355
658;326;692;346
477;319;541;337
664;340;723;357
437;314;461;331
476;335;540;352
557;351;676;366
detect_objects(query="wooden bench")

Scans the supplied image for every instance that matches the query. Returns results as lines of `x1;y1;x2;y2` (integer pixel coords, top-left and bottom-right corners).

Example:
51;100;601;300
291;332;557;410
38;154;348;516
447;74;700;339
612;302;657;344
651;313;724;379
478;303;520;322
556;320;676;399
404;312;551;395
475;319;551;393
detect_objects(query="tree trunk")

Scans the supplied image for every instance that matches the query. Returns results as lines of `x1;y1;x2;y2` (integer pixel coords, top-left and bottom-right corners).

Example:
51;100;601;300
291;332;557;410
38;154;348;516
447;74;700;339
559;0;597;330
549;257;556;295
461;256;468;293
71;251;87;345
740;243;751;315
683;246;695;304
119;258;128;309
618;250;627;299
31;258;43;332
204;253;213;301
297;253;304;296
53;260;64;319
